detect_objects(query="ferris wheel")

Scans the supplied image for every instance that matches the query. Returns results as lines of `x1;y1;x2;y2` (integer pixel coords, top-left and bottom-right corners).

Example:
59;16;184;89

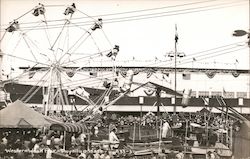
0;3;120;113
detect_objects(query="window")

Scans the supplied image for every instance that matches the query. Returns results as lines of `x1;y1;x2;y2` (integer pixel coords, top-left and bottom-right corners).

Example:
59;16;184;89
191;91;196;97
236;92;247;98
198;91;209;98
223;92;235;98
238;98;243;106
171;97;175;104
211;91;222;98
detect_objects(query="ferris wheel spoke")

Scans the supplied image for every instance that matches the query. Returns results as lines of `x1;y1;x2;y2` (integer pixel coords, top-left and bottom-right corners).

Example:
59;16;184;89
0;31;7;44
21;68;50;102
15;8;35;21
22;34;49;60
21;35;38;62
100;29;113;48
62;52;103;67
50;20;69;51
42;14;53;49
54;21;72;64
55;68;68;107
89;34;101;54
59;22;93;62
60;29;91;62
66;71;114;88
0;51;50;66
58;68;95;105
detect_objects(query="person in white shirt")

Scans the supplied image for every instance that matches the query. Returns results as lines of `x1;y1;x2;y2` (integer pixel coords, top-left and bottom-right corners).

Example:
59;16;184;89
109;129;119;142
109;129;119;149
71;133;77;146
78;151;87;159
162;121;171;138
46;146;53;159
176;150;184;159
33;142;40;153
79;132;86;144
2;137;7;145
94;126;99;137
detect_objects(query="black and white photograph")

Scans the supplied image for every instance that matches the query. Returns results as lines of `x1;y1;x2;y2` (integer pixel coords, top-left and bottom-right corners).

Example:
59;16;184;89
0;0;249;158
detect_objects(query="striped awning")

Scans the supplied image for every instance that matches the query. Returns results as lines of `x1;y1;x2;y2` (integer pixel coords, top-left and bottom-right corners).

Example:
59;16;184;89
50;123;87;133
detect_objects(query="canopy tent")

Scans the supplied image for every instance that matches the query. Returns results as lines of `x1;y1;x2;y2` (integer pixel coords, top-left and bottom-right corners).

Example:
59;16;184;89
0;100;51;128
199;108;210;114
50;123;87;133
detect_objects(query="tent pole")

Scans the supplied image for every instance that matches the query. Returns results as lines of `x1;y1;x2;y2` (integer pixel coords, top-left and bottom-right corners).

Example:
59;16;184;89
88;130;90;151
63;131;66;150
133;122;136;148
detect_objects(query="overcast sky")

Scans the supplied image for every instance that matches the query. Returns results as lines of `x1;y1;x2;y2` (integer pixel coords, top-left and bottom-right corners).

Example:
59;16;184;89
0;0;249;71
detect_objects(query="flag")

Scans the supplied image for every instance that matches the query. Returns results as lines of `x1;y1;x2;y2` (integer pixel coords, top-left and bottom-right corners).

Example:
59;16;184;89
182;73;190;80
155;57;158;61
222;87;226;97
175;24;178;43
89;72;97;77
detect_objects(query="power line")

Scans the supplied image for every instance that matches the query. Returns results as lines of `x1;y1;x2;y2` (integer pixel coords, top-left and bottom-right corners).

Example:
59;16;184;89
142;41;247;67
0;0;223;27
0;0;246;32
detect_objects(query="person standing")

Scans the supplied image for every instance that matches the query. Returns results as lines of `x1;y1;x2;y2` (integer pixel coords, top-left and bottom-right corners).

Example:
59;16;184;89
176;150;184;159
109;128;119;149
46;145;53;159
162;121;171;138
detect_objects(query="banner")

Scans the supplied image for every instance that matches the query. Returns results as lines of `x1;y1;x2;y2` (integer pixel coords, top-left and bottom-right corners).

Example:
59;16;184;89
232;71;240;78
66;70;75;78
206;71;216;79
144;89;155;96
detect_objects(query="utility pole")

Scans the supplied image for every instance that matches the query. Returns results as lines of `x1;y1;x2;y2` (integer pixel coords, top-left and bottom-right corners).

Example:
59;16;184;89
156;87;161;138
0;51;2;82
174;24;178;114
167;25;185;113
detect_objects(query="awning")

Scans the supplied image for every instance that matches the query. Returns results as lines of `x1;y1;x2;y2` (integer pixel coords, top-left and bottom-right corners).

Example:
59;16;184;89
50;123;87;133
